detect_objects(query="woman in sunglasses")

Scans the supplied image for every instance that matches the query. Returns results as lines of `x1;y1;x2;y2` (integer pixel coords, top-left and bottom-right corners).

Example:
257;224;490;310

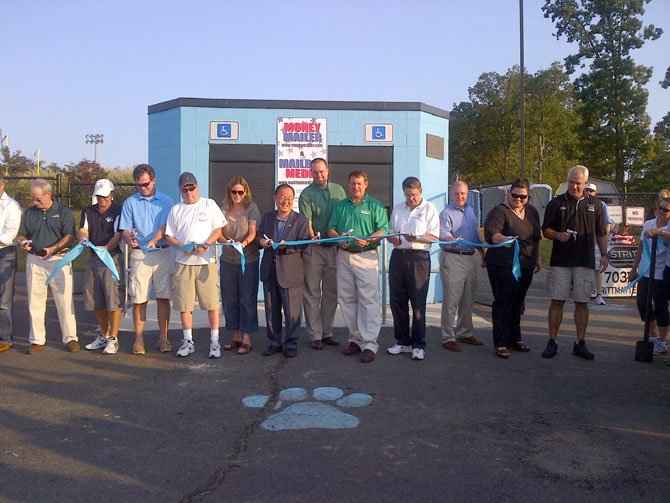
484;178;541;359
218;177;261;355
629;196;670;355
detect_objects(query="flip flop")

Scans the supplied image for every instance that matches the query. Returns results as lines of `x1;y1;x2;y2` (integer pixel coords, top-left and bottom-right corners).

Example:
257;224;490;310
223;340;242;351
237;342;252;355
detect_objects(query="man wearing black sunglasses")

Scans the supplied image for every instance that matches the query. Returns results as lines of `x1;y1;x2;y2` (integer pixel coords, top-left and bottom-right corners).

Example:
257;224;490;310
542;165;608;360
119;164;174;355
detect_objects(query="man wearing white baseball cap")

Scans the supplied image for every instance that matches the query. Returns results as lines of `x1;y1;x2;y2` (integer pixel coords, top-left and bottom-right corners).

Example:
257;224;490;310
584;182;613;305
79;179;124;354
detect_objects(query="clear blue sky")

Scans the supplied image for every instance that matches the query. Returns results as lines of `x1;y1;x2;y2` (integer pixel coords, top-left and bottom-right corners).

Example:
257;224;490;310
2;0;668;168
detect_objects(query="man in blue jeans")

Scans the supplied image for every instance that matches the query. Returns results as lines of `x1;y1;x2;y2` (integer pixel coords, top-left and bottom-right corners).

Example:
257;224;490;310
0;175;21;353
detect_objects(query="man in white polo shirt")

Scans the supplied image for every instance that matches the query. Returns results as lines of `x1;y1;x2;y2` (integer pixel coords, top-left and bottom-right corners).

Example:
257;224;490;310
165;172;226;358
386;177;440;361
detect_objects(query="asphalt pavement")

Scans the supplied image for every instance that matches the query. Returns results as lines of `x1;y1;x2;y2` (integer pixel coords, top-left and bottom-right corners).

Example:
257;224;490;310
2;271;669;503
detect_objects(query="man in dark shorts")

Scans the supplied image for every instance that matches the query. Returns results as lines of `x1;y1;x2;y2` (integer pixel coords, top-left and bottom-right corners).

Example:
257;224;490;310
80;179;124;354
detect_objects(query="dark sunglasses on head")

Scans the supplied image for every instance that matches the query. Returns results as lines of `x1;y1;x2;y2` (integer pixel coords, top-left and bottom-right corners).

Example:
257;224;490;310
510;193;528;200
181;185;197;193
230;190;245;196
136;181;152;188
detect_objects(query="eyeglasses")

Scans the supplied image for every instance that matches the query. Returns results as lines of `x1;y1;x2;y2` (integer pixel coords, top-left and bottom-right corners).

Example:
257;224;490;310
658;206;670;212
181;185;197;193
31;196;46;202
136;181;152;188
510;193;528;200
230;190;245;196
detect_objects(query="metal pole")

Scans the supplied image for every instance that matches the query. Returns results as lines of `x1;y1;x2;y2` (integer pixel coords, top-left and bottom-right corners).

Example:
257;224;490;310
519;0;526;178
85;133;104;165
381;239;387;326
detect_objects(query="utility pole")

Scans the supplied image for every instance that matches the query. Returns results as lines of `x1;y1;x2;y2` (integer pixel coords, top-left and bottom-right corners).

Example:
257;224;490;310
519;0;526;178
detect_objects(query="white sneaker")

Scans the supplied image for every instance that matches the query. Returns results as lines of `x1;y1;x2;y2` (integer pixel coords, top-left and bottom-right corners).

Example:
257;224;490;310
177;339;195;357
85;334;108;351
209;342;221;359
595;294;606;305
102;337;119;355
653;340;668;355
387;343;412;355
411;348;425;360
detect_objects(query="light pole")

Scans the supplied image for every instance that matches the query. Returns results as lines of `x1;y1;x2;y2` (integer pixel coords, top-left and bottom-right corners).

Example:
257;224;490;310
85;133;104;164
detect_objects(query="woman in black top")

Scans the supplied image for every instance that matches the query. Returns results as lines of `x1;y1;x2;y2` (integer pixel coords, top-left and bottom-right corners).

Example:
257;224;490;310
484;178;541;358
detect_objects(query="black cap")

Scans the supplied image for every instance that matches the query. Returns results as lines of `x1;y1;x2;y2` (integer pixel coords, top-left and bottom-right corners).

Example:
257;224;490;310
179;172;198;188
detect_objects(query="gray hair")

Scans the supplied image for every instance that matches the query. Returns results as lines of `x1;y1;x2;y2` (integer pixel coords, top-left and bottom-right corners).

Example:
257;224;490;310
568;165;589;180
31;178;52;195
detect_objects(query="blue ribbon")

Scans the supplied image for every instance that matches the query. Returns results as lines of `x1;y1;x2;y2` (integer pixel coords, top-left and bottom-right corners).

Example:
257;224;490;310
155;242;246;274
272;233;521;281
45;241;120;285
623;237;664;292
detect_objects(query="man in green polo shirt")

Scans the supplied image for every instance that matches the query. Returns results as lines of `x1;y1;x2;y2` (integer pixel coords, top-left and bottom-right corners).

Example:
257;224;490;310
327;170;388;363
299;158;346;350
17;179;79;355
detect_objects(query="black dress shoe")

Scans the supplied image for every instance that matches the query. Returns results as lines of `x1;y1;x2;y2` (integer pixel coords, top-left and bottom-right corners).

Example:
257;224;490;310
360;349;375;363
284;348;297;358
343;342;361;355
262;345;283;356
322;336;340;347
311;340;324;350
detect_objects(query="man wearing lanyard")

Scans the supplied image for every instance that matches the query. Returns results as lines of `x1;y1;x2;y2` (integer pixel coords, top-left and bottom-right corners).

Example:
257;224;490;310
119;164;174;355
327;170;388;363
0;175;21;353
439;180;486;352
541;165;608;360
17;179;79;355
299;158;346;350
386;177;440;361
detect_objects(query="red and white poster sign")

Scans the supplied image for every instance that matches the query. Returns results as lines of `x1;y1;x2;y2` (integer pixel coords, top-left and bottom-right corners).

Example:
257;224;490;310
277;117;327;209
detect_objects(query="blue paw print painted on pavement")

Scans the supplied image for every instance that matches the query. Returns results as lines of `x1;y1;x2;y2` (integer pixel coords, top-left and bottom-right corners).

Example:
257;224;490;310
242;387;373;431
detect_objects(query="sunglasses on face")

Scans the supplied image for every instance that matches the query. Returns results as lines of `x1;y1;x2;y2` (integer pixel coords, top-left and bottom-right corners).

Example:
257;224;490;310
585;189;595;194
230;190;245;196
510;193;528;200
136;181;152;188
181;185;197;193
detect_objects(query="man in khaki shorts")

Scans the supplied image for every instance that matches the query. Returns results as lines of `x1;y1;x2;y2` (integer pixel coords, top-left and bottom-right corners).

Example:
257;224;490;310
119;164;174;355
541;165;608;360
165;172;226;358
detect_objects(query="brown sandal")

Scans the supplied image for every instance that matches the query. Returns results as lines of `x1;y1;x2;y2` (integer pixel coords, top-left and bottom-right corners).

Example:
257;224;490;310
237;342;252;355
223;340;242;351
495;347;510;359
510;341;531;352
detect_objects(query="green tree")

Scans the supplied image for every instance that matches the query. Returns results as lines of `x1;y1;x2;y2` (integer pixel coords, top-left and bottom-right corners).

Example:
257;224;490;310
543;0;663;189
450;64;581;189
65;159;109;210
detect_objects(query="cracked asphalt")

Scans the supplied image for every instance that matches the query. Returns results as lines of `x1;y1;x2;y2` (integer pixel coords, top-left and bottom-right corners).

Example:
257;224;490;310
2;272;670;503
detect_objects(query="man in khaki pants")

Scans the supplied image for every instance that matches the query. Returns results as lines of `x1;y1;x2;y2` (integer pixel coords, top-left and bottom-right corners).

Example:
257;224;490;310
327;171;388;363
17;179;79;355
299;158;346;350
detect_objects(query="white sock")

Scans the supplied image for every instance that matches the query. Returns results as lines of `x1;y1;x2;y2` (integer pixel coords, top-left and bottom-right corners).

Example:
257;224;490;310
183;329;193;342
210;330;219;345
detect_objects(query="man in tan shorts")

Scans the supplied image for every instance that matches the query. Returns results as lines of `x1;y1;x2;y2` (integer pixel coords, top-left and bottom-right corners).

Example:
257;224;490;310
119;164;174;355
165;172;226;358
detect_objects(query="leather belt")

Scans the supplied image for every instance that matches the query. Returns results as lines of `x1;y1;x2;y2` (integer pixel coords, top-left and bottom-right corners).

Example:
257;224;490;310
393;249;429;255
442;249;475;256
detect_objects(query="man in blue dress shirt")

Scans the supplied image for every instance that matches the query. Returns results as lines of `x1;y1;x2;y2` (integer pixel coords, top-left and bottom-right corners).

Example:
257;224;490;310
439;181;486;352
